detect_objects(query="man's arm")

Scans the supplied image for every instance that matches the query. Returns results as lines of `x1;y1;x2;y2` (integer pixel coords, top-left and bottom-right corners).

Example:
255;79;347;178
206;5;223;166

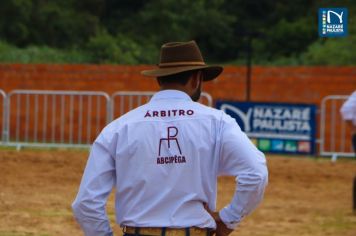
340;91;356;126
215;114;268;233
72;137;116;236
204;204;233;236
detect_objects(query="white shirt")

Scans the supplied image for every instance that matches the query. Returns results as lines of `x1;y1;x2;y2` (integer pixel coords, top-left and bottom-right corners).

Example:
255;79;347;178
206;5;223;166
72;90;268;236
340;91;356;125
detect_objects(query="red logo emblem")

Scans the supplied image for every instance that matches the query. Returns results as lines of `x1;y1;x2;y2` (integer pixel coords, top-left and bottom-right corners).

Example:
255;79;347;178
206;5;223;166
159;126;182;156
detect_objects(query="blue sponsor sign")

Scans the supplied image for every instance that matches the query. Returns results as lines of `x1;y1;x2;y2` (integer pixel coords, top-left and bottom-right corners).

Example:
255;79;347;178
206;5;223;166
216;101;317;155
319;8;348;37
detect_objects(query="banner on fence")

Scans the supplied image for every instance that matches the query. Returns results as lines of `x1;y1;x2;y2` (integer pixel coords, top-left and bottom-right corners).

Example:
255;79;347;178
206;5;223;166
216;101;317;155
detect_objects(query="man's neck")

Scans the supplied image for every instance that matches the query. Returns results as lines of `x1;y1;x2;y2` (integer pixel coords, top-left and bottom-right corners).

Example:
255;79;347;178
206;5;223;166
159;85;190;95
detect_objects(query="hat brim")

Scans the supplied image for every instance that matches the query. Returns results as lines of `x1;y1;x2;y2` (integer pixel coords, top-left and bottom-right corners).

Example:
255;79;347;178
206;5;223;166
141;65;223;81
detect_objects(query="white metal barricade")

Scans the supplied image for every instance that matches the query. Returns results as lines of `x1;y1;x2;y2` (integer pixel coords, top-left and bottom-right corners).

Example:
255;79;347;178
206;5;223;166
110;91;213;120
2;90;354;157
0;90;213;149
0;89;6;144
110;91;154;120
6;90;110;149
200;92;213;107
320;95;354;158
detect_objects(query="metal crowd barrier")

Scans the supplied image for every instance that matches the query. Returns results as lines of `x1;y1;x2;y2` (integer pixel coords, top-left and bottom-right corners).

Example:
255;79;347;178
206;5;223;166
0;89;6;144
0;90;353;156
5;90;110;149
111;91;154;120
110;91;213;120
320;95;354;158
0;90;213;149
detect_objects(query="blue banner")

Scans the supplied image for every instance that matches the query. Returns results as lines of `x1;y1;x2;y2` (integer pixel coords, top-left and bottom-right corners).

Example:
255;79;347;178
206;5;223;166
216;101;317;155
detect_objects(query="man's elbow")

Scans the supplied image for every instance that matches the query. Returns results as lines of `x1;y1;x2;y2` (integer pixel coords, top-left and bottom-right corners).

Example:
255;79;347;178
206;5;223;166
249;162;268;188
255;152;269;186
72;200;81;218
258;164;268;187
72;199;89;219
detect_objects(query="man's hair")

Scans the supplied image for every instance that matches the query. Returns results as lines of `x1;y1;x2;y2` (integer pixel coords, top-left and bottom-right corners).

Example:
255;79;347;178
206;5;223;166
157;70;198;86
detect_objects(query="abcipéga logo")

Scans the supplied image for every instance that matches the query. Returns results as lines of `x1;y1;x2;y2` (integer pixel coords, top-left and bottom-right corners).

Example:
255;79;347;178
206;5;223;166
157;126;187;165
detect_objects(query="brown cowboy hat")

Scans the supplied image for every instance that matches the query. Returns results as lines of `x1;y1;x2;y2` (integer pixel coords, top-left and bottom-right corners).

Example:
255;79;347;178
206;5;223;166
141;41;223;81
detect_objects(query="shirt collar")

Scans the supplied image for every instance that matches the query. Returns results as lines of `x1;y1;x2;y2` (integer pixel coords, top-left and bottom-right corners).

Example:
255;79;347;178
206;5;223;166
150;90;192;102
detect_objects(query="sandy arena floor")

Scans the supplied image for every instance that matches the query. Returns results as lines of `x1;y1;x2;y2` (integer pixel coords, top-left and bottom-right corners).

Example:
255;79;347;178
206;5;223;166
0;149;355;236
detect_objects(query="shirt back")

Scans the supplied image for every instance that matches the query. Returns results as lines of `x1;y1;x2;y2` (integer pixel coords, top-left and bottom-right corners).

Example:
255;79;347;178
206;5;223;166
105;90;223;228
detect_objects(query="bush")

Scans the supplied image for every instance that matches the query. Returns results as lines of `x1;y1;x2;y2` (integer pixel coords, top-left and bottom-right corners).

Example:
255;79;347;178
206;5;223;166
0;40;91;63
86;31;121;63
301;37;356;65
86;32;158;64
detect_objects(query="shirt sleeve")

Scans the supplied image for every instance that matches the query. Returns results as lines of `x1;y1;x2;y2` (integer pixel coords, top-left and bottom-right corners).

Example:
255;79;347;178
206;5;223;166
340;91;356;125
72;133;116;236
218;114;268;229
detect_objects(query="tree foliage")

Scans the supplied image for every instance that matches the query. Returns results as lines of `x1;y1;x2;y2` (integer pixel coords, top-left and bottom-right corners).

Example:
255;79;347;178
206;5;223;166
0;0;354;64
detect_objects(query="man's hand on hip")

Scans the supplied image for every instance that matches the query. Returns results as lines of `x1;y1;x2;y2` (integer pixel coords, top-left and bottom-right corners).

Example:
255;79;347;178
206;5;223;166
204;203;233;236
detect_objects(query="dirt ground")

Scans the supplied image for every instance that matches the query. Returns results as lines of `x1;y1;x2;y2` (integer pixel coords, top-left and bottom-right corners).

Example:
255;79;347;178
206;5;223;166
0;149;355;236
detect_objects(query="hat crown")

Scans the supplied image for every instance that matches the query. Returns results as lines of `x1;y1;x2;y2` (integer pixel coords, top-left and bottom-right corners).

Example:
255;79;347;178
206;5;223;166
141;40;223;81
159;41;206;67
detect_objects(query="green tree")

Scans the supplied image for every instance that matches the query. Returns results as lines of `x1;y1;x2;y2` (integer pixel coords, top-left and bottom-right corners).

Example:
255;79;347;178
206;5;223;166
0;0;33;46
0;0;355;64
29;0;99;47
105;0;235;62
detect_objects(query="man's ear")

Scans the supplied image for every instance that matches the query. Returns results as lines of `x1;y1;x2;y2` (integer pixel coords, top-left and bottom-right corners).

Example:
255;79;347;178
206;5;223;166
191;71;201;90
